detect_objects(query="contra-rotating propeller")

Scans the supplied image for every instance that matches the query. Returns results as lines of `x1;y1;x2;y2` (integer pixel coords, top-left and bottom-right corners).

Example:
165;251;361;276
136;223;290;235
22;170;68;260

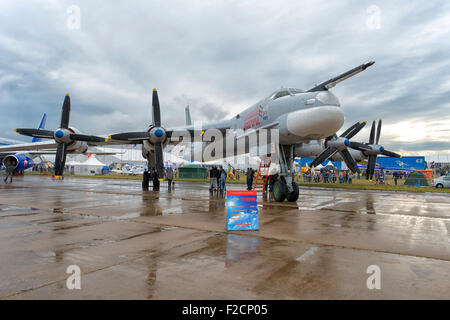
108;89;166;179
14;94;105;177
309;121;368;173
349;119;401;180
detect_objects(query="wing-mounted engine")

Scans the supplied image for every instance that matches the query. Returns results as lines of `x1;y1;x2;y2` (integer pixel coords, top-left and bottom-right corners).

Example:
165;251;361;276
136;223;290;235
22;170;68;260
14;94;105;177
2;154;33;171
110;89;167;179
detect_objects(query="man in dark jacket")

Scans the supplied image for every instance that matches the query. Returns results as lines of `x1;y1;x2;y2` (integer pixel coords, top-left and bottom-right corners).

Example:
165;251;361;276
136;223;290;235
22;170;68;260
246;168;254;190
4;159;14;184
209;166;218;192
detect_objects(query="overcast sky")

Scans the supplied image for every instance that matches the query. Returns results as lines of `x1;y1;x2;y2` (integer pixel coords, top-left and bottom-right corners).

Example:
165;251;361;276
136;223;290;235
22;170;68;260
1;0;449;156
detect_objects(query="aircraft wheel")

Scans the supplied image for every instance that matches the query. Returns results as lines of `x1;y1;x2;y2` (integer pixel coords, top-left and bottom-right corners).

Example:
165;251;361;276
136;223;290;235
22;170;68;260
273;181;287;202
286;182;299;202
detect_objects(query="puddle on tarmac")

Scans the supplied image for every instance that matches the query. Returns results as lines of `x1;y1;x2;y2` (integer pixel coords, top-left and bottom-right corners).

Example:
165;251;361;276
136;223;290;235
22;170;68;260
0;205;40;212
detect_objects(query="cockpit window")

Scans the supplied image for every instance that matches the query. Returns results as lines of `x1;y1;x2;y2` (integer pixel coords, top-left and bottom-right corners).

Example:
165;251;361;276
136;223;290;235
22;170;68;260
272;90;290;100
289;88;304;94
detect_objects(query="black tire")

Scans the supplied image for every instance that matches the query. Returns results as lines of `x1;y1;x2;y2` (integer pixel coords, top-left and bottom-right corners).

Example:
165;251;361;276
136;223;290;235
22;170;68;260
436;184;444;189
142;171;150;190
273;181;287;202
286;182;299;202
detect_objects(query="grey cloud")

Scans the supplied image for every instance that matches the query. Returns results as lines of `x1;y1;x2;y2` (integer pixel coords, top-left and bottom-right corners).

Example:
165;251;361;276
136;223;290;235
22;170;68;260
387;141;450;152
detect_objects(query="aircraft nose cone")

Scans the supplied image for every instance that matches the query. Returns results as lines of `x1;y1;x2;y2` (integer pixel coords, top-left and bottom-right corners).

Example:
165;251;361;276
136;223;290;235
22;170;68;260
379;146;385;152
286;106;345;139
344;139;350;147
154;128;164;138
55;130;64;138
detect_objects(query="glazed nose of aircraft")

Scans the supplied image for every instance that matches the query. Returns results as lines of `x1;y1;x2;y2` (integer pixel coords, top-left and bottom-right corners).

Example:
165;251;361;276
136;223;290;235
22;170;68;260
285;105;345;139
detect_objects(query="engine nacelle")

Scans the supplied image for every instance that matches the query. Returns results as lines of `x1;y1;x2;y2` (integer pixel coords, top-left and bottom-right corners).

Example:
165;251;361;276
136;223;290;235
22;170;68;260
331;149;366;162
66;140;88;153
142;140;155;159
326;137;350;150
363;144;385;156
61;127;89;153
295;142;326;157
2;154;33;171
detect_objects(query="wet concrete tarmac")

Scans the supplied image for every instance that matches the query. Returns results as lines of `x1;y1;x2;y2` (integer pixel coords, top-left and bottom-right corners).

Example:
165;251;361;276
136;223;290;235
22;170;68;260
0;175;449;299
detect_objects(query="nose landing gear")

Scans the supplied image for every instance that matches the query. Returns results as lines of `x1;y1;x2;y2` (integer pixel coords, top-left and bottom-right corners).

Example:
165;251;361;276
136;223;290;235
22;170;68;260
274;144;299;203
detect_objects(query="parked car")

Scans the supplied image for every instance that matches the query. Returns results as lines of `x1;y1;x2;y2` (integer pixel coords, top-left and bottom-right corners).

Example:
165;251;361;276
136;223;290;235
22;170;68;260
431;175;450;188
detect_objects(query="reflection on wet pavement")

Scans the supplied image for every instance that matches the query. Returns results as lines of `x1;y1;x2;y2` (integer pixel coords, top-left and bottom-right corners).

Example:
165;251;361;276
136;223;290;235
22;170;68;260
0;175;449;299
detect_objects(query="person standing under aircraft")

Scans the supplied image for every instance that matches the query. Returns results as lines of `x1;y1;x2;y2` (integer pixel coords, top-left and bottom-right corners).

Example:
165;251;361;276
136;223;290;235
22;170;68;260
4;159;14;184
167;167;174;191
219;167;227;192
210;166;218;192
246;168;254;190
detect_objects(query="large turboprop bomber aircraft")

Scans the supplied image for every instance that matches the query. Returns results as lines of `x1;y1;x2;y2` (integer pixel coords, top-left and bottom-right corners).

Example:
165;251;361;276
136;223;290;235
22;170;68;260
106;61;400;202
3;60;401;202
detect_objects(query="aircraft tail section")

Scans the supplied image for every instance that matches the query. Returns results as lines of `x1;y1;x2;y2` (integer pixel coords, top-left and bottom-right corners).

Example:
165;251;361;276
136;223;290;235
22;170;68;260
32;113;47;143
185;105;192;126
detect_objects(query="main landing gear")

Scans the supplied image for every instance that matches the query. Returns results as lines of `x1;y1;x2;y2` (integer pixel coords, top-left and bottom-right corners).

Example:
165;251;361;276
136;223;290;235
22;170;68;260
142;168;160;191
273;144;299;203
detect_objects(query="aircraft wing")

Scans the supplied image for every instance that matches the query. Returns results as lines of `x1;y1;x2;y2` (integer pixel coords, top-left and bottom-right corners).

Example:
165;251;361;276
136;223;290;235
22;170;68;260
0;141;58;152
0;140;121;155
108;120;233;145
84;138;136;146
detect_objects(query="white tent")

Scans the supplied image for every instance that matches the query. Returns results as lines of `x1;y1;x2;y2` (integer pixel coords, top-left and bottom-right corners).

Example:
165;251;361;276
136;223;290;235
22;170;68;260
65;160;82;175
312;164;324;171
74;155;106;175
325;160;335;167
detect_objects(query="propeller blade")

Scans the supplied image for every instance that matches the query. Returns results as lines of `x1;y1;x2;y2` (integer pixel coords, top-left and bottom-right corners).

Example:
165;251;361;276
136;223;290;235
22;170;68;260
154;142;165;179
340;122;359;138
108;132;151;141
349;141;371;151
345;121;367;139
60;94;71;129
14;128;54;139
382;150;401;158
369;120;376;144
54;142;67;176
366;155;377;180
376;119;382;144
338;149;360;173
152;89;161;127
310;147;337;168
69;133;106;143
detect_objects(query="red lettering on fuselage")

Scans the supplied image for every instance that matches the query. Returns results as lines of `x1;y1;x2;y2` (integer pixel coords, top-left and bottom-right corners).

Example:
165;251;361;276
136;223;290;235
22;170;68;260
244;117;260;130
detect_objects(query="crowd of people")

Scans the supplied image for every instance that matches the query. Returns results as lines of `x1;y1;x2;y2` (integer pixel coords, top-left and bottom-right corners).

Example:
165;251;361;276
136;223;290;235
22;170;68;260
207;166;228;192
303;169;357;184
